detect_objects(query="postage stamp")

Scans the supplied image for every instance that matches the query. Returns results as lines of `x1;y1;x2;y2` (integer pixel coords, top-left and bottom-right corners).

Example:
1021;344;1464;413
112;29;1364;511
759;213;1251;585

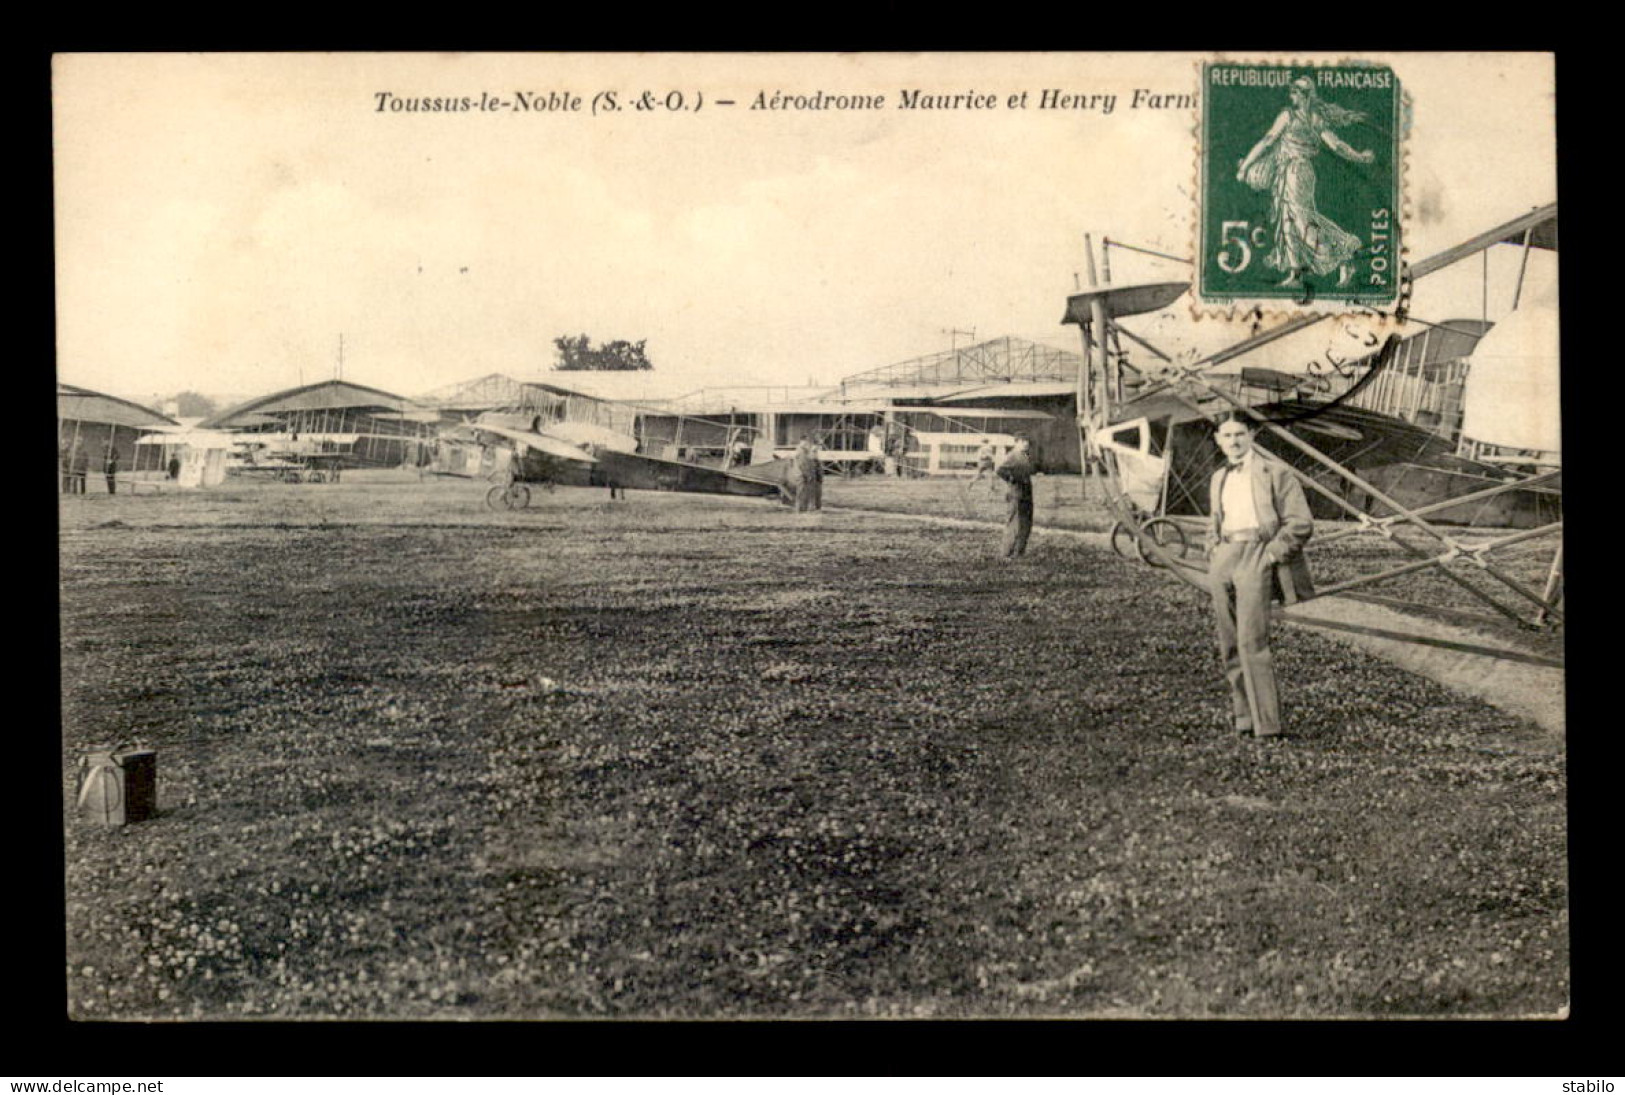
1198;61;1402;314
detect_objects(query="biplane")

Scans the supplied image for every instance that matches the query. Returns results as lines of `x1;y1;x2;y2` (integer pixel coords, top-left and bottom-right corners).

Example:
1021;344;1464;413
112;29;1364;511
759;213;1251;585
225;435;357;482
200;380;440;482
1067;204;1562;640
449;383;789;509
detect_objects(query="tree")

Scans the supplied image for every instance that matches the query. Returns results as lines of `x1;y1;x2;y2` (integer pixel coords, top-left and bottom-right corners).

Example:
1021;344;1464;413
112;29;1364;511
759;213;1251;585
553;334;654;371
173;391;218;417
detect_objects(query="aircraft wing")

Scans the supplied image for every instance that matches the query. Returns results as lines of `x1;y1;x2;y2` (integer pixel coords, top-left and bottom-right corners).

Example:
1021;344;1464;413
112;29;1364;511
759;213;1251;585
546;420;639;454
727;457;796;487
472;424;598;464
1061;281;1190;326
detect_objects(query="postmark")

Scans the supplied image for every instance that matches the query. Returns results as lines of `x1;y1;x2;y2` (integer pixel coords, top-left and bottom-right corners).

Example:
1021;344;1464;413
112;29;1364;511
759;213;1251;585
1198;62;1402;314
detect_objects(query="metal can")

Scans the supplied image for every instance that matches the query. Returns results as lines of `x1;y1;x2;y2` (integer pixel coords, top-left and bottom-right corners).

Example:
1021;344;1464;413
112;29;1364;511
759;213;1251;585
76;747;157;826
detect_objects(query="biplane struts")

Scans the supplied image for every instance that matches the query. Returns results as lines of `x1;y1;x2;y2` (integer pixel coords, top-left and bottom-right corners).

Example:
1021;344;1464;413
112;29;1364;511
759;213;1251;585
1067;205;1562;639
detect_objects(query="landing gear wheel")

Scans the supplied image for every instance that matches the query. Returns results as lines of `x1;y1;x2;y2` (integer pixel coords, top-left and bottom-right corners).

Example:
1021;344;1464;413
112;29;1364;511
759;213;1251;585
1139;518;1189;568
1109;521;1142;561
486;483;532;510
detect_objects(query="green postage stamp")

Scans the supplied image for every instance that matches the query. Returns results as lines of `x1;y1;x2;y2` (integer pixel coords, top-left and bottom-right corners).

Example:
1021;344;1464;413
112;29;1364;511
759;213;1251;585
1199;62;1401;312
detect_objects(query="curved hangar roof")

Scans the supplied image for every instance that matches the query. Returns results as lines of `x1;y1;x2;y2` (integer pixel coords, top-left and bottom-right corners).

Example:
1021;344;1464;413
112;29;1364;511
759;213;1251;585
200;379;424;429
57;383;178;430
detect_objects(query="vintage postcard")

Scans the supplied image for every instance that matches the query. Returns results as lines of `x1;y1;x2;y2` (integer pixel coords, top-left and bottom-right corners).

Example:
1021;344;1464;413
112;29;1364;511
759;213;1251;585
55;53;1561;1023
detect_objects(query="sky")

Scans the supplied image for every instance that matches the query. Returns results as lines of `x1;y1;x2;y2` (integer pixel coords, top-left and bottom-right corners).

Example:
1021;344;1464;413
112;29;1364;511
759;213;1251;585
53;52;1557;408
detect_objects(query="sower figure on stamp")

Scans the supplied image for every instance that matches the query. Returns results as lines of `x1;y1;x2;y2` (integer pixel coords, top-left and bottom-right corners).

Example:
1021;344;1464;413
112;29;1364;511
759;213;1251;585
1207;413;1315;738
996;437;1036;558
1236;75;1376;289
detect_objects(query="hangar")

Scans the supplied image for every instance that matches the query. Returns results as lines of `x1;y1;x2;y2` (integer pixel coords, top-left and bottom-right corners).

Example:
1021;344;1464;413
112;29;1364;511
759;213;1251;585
654;336;1090;475
200;379;438;469
828;336;1087;472
58;383;178;494
413;338;1092;478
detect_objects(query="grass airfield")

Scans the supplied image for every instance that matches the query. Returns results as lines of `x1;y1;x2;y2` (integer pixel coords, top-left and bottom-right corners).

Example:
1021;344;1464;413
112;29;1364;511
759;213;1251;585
59;470;1566;1018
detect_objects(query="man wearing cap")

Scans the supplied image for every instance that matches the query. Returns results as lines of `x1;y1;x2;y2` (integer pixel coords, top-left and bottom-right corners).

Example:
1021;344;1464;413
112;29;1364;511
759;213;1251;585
1208;414;1314;738
996;437;1037;558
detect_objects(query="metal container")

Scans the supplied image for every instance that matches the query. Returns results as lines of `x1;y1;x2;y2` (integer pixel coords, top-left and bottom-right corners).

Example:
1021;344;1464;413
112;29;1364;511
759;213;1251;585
76;747;157;826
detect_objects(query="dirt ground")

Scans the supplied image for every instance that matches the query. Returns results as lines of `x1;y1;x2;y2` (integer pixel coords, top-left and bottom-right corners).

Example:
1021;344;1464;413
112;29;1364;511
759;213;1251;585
59;471;1567;1018
830;477;1567;735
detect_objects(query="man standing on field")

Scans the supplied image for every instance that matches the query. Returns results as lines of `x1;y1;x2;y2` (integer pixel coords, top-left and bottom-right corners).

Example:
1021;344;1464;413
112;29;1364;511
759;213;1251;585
972;438;997;493
792;436;823;512
996;437;1036;558
1207;413;1315;738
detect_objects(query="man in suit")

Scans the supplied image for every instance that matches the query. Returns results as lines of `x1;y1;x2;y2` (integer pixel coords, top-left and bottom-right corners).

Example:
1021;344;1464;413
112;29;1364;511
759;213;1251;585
1208;414;1315;738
